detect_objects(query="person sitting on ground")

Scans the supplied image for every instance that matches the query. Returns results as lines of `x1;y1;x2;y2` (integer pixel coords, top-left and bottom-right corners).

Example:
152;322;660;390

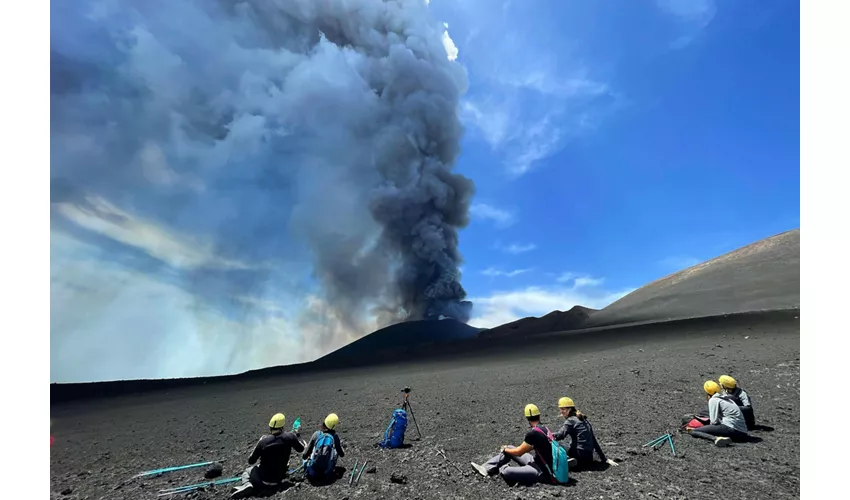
230;413;305;499
470;404;556;486
302;413;345;482
683;381;749;447
553;397;618;470
719;375;756;430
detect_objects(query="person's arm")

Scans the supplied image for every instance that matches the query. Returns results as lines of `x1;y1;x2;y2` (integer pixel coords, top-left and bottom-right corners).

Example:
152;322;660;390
708;397;721;425
301;432;316;459
334;434;345;458
503;442;533;457
739;389;752;407
248;437;264;465
552;420;571;441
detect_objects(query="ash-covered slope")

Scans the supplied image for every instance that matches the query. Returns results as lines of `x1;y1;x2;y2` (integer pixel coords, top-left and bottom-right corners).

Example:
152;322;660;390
315;318;482;366
583;228;800;328
481;305;597;338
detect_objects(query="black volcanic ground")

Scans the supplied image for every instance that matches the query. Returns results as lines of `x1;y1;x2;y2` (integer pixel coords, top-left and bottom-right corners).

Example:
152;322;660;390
50;230;801;500
50;313;800;500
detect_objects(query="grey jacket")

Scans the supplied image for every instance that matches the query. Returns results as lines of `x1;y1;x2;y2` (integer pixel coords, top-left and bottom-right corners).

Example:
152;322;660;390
552;416;606;461
708;394;748;433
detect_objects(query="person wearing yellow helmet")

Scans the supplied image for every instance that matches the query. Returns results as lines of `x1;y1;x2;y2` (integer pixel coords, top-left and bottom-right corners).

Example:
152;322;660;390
719;375;756;430
553;397;618;470
230;413;305;499
683;381;749;447
302;413;346;482
469;404;556;486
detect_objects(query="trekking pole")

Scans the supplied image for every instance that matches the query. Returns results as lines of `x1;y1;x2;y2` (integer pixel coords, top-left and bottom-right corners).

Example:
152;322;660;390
134;461;217;479
435;448;466;477
354;460;368;486
157;477;241;496
642;434;669;448
349;460;358;486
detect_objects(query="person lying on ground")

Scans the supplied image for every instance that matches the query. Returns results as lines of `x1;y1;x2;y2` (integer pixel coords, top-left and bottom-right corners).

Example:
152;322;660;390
470;404;556;486
230;413;305;499
302;413;346;482
719;375;756;430
553;397;618;470
683;381;749;447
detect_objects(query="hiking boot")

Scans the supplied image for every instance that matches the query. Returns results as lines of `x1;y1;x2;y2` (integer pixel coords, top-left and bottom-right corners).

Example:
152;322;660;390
714;437;732;447
229;483;254;499
567;458;578;468
470;462;489;478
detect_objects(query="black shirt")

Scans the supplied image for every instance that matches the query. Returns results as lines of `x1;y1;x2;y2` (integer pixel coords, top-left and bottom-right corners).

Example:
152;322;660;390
523;425;554;475
248;432;305;484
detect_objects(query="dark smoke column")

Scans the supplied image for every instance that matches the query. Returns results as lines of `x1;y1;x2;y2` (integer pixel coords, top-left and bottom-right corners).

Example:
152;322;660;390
366;51;475;323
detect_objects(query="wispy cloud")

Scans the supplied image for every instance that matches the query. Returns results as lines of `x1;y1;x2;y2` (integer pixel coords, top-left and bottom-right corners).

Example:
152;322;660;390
574;276;605;288
656;0;717;49
500;242;537;254
660;256;702;270
470;203;517;227
442;1;617;177
469;285;634;329
53;195;259;271
556;272;605;289
481;267;532;278
50;232;303;382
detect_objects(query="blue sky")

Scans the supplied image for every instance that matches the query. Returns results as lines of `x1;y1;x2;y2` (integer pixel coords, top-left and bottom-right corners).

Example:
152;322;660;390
50;0;799;382
431;0;800;326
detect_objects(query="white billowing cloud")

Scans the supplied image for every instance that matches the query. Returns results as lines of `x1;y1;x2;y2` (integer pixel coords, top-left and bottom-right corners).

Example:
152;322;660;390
501;242;537;254
469;285;633;329
660;256;702;270
442;23;459;61
53;195;258;271
481;267;532;278
470;203;517;227
50;232;303;382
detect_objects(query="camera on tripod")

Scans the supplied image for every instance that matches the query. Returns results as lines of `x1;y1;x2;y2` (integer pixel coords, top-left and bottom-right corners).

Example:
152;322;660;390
397;386;421;440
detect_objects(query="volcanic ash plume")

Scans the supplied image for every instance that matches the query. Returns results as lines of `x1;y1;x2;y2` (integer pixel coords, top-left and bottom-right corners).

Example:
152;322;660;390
51;0;475;348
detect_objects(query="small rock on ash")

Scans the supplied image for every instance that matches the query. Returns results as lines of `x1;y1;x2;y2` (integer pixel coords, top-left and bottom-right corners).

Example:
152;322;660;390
204;462;223;479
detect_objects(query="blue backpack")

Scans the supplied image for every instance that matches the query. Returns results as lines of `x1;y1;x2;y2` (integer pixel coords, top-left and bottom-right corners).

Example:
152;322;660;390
533;426;570;484
305;432;338;479
379;409;408;449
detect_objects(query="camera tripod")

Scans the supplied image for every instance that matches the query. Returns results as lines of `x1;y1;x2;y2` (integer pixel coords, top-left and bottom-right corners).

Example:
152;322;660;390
400;387;422;440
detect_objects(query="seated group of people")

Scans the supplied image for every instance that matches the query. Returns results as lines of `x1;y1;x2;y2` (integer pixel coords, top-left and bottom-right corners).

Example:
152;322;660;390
228;374;757;496
683;374;756;446
470;396;617;486
230;412;345;499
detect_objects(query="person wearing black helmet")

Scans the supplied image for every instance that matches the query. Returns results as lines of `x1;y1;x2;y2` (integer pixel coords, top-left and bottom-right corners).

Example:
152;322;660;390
470;404;555;486
230;413;305;499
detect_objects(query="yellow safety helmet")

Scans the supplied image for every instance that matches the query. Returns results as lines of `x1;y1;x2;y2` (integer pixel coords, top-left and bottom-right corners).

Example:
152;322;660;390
718;375;737;389
703;380;721;396
524;404;541;418
269;413;286;430
324;413;340;430
558;397;575;408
